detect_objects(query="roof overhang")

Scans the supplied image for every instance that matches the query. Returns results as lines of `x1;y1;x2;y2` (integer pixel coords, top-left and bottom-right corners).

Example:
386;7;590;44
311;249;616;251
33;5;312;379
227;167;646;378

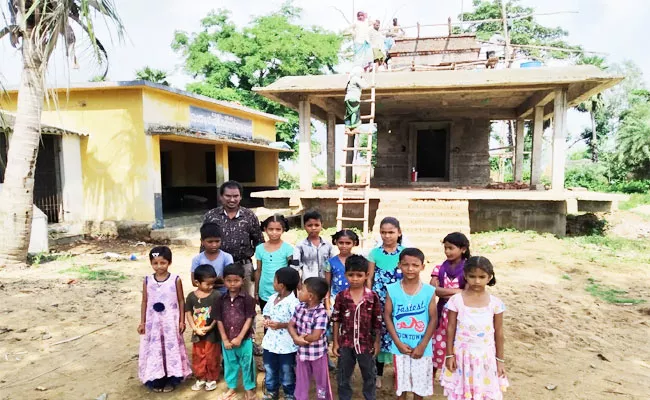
0;110;89;136
5;81;288;124
146;124;292;152
253;66;623;122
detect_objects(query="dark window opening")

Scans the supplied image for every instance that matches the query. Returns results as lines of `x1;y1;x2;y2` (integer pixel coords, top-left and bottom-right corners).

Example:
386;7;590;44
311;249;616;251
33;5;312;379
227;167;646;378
228;150;256;183
0;132;7;183
160;151;172;188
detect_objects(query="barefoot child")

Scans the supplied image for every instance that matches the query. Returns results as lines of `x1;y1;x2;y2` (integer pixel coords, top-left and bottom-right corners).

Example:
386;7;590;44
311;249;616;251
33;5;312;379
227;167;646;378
367;217;404;387
191;223;234;295
186;265;221;391
255;214;293;312
288;277;333;400
430;232;470;375
138;246;191;393
215;264;258;400
261;267;301;400
385;248;437;400
441;256;508;400
331;255;382;400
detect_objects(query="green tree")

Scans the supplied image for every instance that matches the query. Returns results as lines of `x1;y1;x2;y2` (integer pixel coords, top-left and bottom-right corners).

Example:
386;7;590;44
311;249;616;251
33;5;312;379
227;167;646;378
615;90;650;179
576;56;609;162
457;0;581;59
171;4;342;158
0;1;124;266
135;66;169;86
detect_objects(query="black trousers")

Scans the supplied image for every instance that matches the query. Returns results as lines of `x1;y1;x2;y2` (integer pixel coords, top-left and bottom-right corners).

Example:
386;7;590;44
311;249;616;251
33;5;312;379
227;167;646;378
337;347;376;400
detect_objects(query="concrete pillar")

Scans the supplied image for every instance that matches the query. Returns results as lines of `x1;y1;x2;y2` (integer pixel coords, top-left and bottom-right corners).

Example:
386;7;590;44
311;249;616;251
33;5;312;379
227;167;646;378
59;135;85;221
551;88;568;191
216;144;229;185
514;119;525;183
298;99;312;190
530;106;544;190
326;113;336;188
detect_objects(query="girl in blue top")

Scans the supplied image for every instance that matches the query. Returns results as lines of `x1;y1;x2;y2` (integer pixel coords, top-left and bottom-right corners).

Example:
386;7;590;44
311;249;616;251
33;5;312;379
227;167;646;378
323;229;360;311
255;215;294;312
385;248;437;400
367;216;404;388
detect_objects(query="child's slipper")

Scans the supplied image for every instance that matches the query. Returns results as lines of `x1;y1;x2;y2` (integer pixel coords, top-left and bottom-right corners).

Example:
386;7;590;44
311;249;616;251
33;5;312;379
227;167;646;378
205;381;217;391
162;385;175;393
151;388;163;393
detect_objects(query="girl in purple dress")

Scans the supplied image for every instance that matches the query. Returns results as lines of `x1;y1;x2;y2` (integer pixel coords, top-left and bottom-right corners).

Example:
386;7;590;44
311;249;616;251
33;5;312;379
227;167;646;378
430;232;470;377
137;246;191;392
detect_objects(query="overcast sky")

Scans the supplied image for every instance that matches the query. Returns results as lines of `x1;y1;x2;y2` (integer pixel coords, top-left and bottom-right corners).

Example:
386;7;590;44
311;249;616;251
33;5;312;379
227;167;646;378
1;0;648;167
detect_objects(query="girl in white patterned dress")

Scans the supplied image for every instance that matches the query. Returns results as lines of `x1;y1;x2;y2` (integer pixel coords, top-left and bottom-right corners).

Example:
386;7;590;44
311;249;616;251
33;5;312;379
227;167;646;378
441;256;509;400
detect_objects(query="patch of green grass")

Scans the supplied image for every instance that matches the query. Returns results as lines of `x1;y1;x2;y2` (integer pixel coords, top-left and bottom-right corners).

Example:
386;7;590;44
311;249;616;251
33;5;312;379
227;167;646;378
568;235;650;252
28;252;73;266
619;193;650;211
585;278;646;304
561;274;572;280
61;265;126;281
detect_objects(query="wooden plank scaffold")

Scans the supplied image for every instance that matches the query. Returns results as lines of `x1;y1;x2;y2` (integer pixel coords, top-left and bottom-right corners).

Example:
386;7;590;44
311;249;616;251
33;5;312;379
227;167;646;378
336;64;377;242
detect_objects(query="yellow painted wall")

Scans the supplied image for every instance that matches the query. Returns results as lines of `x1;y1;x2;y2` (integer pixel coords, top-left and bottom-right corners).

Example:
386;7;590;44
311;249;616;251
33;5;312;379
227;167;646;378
1;89;155;222
253;151;279;186
159;140;216;187
142;88;278;142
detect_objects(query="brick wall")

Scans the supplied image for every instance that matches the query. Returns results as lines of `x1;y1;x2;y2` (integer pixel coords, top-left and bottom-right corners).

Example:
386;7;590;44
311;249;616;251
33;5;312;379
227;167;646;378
373;118;490;186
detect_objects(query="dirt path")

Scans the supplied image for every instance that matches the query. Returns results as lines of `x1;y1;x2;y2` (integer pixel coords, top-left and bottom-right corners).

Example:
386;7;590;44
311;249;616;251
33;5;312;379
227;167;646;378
1;229;649;400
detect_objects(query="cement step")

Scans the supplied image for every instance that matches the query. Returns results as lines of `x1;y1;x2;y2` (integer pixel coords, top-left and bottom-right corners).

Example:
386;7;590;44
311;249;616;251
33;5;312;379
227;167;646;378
150;226;200;242
373;216;470;227
378;200;469;210
171;237;201;248
375;208;469;218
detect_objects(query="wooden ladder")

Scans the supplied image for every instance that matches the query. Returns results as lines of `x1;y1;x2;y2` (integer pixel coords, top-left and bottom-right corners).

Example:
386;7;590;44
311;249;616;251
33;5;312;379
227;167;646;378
336;64;377;240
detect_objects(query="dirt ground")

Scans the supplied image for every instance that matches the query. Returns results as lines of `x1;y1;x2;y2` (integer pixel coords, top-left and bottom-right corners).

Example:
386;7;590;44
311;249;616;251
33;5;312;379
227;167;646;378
1;211;649;400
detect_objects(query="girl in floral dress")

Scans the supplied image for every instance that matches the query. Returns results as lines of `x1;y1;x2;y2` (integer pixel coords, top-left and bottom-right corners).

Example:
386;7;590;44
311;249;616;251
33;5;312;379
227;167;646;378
137;246;192;393
441;256;509;400
430;232;470;376
367;217;404;388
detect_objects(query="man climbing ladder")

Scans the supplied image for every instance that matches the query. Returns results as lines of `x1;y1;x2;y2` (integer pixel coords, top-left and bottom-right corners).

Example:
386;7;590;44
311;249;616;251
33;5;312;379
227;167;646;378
337;64;377;241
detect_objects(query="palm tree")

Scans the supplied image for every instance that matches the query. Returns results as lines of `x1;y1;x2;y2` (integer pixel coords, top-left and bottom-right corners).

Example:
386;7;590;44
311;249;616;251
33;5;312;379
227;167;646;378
0;1;124;266
135;66;169;86
577;56;607;162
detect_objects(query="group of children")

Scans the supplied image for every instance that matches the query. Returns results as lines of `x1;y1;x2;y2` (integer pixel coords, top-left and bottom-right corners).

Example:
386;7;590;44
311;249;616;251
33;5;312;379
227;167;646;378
137;211;509;400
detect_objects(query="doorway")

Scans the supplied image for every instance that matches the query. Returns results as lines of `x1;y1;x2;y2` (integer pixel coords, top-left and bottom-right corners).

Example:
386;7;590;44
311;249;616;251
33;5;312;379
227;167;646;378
412;123;449;180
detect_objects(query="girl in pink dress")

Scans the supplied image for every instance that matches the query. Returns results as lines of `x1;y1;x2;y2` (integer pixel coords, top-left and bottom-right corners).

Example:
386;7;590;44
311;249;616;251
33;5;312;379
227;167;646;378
430;232;470;377
137;246;192;393
440;256;509;400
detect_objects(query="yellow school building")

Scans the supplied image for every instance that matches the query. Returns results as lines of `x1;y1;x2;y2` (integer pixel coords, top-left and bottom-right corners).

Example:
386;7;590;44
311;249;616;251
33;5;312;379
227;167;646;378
0;81;287;228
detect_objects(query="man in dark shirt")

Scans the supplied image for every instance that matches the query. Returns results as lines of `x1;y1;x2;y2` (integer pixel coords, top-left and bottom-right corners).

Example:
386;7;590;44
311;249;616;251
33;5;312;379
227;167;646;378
203;180;264;297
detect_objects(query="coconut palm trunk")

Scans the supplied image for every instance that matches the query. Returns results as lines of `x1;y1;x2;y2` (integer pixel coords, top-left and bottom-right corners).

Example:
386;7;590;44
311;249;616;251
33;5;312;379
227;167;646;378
0;0;123;266
590;108;598;162
0;33;45;265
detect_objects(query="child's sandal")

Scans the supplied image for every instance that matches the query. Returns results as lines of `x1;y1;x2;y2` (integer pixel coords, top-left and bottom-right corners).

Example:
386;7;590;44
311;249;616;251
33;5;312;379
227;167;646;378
219;390;238;400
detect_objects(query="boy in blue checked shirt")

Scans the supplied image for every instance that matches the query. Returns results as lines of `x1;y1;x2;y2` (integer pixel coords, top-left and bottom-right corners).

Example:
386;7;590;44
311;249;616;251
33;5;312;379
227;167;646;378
331;255;382;400
288;277;332;400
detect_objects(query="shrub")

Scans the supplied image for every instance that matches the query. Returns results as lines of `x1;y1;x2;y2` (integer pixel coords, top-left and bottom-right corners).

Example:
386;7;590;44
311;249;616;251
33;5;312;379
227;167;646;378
564;164;609;191
279;167;299;190
608;180;650;194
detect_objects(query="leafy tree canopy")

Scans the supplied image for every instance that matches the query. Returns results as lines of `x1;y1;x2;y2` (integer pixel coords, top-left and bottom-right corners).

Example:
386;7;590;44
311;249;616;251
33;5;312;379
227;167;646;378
136;66;169;86
457;0;581;59
172;4;343;158
615;91;650;179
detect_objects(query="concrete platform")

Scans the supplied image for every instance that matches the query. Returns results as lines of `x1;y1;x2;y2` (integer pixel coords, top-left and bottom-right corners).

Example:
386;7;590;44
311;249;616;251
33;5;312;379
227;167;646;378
252;188;627;237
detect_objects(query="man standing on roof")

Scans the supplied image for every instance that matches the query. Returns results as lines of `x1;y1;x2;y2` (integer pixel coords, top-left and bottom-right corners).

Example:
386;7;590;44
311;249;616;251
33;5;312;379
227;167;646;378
347;11;373;69
370;20;387;69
